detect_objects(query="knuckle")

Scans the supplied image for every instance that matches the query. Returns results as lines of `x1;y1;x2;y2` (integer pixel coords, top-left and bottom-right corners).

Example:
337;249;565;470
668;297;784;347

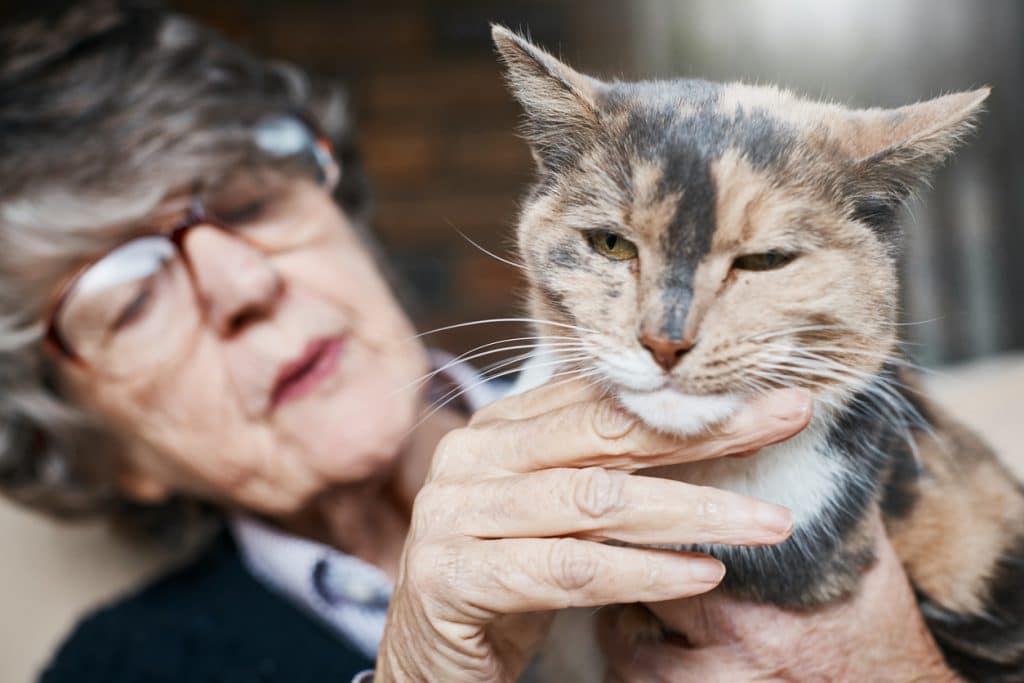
430;428;472;476
405;538;464;594
505;422;533;464
410;481;453;533
571;467;626;518
468;392;521;426
640;554;664;591
468;404;497;426
403;540;438;589
547;538;600;592
590;399;638;441
409;489;437;536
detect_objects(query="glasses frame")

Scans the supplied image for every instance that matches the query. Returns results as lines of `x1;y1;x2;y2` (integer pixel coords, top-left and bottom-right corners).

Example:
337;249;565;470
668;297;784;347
43;120;338;369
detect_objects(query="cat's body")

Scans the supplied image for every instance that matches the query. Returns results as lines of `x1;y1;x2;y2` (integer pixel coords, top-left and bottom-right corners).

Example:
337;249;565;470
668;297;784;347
491;26;1024;682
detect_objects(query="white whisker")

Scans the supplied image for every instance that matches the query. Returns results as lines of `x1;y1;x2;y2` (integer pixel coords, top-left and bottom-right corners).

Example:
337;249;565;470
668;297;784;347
395;337;594;396
425;352;593;418
451;224;528;272
405;360;599;438
411;317;598;340
742;323;847;344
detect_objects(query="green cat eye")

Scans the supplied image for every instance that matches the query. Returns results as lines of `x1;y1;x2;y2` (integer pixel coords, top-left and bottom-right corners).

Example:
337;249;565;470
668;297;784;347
587;230;638;261
732;251;796;271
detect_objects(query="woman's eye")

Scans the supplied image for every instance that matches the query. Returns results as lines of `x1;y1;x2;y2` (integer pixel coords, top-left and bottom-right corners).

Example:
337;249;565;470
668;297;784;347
587;230;638;261
732;251;796;271
217;199;267;226
111;285;154;331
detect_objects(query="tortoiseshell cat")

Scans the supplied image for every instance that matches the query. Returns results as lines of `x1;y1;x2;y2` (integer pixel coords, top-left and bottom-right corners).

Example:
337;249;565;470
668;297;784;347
491;26;1024;682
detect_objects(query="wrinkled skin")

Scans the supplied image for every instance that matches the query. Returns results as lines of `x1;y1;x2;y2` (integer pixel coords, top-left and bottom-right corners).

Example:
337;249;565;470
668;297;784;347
377;379;811;682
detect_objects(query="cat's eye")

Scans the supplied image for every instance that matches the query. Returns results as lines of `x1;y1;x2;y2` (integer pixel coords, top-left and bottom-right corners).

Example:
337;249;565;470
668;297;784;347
587;230;638;261
732;251;796;271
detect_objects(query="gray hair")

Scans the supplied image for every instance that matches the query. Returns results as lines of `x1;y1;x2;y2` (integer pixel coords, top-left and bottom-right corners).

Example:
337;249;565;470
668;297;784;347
0;0;371;538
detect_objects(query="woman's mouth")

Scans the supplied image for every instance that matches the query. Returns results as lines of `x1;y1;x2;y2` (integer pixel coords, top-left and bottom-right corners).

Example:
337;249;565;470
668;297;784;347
270;336;346;412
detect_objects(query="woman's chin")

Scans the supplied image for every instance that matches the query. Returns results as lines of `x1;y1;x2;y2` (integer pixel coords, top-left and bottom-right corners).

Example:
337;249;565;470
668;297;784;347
286;388;418;480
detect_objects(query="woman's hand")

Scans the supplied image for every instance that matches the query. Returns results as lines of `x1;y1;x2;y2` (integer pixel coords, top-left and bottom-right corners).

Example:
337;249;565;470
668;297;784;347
599;514;959;683
376;379;813;682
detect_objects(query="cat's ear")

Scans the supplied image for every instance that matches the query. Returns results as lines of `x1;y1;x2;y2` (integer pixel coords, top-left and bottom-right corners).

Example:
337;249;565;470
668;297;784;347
491;25;602;172
841;88;990;230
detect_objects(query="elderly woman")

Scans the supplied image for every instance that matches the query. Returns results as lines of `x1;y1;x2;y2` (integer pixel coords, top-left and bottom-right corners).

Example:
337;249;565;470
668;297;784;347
0;3;957;682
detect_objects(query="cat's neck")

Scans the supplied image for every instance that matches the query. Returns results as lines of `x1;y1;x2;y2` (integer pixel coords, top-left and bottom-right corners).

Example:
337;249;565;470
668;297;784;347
664;375;917;607
651;409;848;527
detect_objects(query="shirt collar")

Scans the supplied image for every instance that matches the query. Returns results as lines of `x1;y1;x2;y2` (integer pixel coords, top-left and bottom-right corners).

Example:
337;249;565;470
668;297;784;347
230;514;392;658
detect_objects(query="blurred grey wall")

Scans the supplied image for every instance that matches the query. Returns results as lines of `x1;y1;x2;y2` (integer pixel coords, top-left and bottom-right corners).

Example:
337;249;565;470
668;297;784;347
629;0;1023;365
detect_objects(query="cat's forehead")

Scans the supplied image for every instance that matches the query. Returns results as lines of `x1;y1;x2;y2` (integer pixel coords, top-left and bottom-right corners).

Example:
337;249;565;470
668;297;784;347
552;80;814;257
598;80;804;175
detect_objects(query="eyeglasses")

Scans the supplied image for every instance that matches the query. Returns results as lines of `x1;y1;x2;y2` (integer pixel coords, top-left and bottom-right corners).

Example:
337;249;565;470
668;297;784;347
43;115;341;378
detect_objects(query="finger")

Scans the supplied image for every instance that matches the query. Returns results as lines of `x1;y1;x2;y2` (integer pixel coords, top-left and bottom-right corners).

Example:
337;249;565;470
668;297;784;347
446;468;792;546
667;388;812;460
469;376;604;425
435;388;811;478
635;389;813;479
413;537;726;618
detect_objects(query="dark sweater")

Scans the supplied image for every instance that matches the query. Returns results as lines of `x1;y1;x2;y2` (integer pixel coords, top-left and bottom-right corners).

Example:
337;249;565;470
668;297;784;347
39;532;375;683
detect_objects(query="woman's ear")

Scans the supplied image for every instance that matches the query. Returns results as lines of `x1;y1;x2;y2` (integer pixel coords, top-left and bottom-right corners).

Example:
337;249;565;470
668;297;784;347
491;24;604;173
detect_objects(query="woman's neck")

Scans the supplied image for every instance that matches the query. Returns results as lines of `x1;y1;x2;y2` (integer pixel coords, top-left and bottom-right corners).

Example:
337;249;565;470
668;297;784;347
273;405;467;581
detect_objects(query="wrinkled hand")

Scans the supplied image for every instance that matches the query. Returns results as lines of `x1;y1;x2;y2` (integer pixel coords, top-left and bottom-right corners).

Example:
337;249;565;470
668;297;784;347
376;379;812;682
599;514;959;683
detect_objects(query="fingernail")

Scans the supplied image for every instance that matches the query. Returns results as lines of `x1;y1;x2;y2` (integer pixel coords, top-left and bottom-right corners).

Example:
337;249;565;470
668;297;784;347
755;503;794;536
768;389;812;421
689;558;727;584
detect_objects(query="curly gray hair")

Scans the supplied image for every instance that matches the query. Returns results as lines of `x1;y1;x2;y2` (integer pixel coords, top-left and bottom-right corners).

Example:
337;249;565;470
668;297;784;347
0;0;371;538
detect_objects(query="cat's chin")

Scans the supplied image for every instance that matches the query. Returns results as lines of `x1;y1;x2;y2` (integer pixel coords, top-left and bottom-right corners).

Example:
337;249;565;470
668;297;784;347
617;389;741;436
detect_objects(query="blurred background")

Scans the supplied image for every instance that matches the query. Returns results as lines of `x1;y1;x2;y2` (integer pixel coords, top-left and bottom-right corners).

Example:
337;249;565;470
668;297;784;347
1;2;1022;681
163;0;1023;367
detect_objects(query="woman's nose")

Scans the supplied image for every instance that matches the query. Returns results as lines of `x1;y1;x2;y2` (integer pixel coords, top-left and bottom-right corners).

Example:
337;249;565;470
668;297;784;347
181;226;283;336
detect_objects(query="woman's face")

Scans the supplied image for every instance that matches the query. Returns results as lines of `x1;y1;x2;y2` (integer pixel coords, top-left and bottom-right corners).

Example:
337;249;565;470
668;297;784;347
60;178;430;514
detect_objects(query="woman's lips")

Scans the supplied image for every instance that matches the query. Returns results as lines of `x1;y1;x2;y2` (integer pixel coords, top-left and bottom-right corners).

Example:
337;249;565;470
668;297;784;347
270;336;345;412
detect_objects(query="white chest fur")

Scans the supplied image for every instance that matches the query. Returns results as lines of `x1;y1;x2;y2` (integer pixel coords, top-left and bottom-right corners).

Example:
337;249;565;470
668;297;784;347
652;413;846;529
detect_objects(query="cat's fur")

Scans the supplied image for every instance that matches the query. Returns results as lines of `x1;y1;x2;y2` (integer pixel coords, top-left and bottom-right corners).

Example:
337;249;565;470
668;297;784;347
492;26;1024;682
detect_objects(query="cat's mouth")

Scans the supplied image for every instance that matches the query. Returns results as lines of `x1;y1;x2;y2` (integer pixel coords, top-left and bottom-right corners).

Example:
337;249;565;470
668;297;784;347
616;387;741;436
585;351;742;435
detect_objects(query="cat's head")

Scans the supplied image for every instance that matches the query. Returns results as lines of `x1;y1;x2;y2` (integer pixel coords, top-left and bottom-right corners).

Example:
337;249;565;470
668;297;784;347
493;26;988;434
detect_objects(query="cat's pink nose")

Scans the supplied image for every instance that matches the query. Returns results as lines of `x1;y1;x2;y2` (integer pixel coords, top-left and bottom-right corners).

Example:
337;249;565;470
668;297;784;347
639;333;694;372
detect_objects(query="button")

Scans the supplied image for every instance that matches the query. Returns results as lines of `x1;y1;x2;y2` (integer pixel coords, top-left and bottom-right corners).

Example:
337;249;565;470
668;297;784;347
312;556;390;609
312;557;343;606
345;576;377;604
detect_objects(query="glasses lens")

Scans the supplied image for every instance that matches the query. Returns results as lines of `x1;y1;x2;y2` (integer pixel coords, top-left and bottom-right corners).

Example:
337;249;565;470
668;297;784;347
56;236;199;377
202;168;332;252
